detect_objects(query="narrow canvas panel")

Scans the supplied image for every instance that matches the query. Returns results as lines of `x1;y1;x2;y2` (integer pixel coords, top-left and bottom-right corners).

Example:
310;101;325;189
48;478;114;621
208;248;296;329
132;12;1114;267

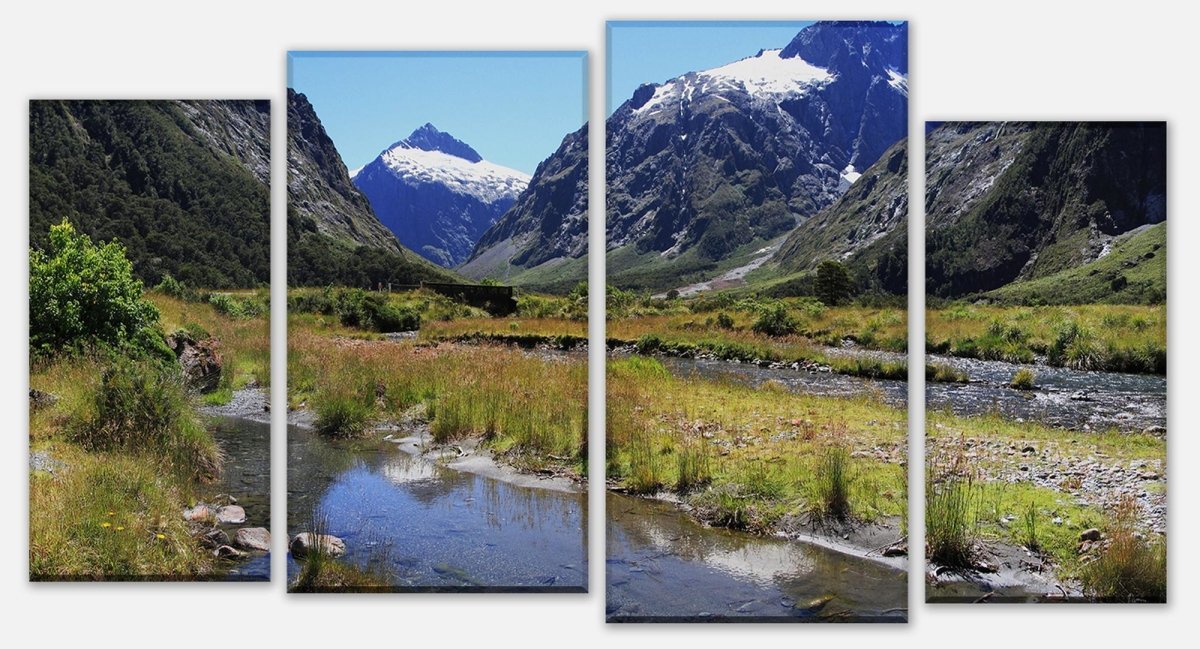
604;21;910;622
29;99;272;581
924;121;1167;603
285;51;589;592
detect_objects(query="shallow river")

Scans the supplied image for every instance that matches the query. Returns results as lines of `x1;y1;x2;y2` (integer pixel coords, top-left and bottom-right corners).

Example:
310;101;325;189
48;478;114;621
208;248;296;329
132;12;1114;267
206;416;271;580
606;493;907;622
925;354;1165;431
287;425;587;591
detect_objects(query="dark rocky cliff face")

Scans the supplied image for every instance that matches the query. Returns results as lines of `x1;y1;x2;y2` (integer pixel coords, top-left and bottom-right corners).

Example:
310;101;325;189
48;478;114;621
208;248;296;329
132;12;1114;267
286;88;404;253
462;123;589;279
605;21;908;286
926;121;1167;299
772;137;908;294
29;99;271;288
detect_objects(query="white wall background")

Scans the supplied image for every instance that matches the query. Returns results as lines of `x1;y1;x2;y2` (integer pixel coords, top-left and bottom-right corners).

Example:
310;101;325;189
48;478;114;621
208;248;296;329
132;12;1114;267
1;1;1193;646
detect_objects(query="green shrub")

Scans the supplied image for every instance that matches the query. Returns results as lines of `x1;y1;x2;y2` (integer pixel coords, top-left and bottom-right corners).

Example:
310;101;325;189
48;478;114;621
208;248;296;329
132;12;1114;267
1010;368;1036;390
715;312;735;330
68;356;220;480
751;302;797;337
30;220;160;354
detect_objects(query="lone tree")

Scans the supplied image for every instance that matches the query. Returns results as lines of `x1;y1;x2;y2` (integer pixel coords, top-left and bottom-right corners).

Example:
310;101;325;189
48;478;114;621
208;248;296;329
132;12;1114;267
30;220;159;354
814;260;855;306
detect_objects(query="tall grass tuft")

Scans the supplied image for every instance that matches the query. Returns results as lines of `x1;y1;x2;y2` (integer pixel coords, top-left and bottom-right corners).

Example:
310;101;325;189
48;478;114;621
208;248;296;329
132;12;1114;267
813;444;854;521
675;441;712;492
1009;368;1036;390
1081;497;1167;602
312;386;374;438
1020;500;1040;551
926;471;979;567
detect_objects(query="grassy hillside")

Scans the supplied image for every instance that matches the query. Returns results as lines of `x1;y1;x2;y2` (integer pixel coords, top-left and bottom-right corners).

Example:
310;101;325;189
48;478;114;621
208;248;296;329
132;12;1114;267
982;223;1165;305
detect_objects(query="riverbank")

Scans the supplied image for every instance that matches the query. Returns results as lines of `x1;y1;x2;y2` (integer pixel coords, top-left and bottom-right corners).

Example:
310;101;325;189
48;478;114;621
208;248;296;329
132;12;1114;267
925;411;1166;602
29;291;269;581
926;303;1165;375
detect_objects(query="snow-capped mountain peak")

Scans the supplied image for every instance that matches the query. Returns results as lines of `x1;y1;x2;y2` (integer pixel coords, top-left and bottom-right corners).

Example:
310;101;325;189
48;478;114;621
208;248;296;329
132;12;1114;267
635;49;834;116
351;124;532;268
372;124;530;204
699;48;833;96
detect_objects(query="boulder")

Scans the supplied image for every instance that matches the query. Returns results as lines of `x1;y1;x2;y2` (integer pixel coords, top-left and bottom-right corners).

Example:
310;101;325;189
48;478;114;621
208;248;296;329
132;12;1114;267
234;527;271;552
215;505;246;524
289;532;346;559
183;504;214;522
166;330;222;393
200;528;230;549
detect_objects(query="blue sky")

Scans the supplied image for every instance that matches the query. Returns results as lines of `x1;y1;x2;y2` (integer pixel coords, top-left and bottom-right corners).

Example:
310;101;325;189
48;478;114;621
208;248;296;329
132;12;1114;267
289;52;587;175
607;21;816;115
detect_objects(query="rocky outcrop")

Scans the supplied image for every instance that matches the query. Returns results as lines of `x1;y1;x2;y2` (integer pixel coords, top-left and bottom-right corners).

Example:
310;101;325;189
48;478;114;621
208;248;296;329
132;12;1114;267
29;388;59;411
771;137;908;294
926;122;1167;299
289;532;346;559
287;89;406;253
167;330;222;393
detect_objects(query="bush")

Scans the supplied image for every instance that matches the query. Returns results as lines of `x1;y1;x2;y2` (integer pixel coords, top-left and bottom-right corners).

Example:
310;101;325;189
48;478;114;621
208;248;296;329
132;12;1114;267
715;312;735;330
1010;368;1036;390
68;356;220;480
333;289;419;332
751;302;797;337
30;220;160;354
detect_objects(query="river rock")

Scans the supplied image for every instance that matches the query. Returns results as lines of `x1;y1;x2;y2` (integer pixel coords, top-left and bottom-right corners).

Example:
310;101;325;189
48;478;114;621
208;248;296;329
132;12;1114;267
289;532;346;559
1142;426;1166;437
234;527;271;552
29;388;59;411
167;330;223;393
183;504;214;522
1079;528;1103;542
215;545;246;559
216;505;246;524
201;528;230;548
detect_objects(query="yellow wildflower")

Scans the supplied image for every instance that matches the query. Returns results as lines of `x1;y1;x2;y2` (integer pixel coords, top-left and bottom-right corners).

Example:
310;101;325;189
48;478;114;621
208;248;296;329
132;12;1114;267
101;522;112;528
116;526;125;531
156;533;166;540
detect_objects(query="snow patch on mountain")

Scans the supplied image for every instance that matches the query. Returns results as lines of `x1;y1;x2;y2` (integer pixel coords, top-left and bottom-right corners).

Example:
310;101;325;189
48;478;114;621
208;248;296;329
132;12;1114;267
377;143;530;205
635;49;832;115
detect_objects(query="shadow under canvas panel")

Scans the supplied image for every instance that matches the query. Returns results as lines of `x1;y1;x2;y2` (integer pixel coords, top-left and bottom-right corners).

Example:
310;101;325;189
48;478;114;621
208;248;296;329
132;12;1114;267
285;51;589;592
924;121;1167;603
604;21;909;622
29;99;272;581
